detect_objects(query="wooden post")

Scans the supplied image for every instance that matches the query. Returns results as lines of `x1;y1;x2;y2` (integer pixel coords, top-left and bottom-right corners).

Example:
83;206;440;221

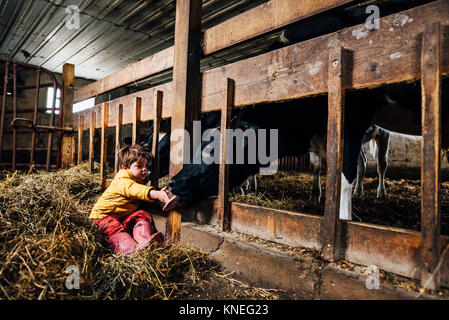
322;46;346;262
77;114;84;165
167;0;202;243
61;63;75;168
132;97;142;145
115;104;123;175
30;68;41;166
89;110;96;173
151;91;163;189
100;103;109;187
12;62;17;171
217;78;234;232
420;22;442;291
0;60;9;162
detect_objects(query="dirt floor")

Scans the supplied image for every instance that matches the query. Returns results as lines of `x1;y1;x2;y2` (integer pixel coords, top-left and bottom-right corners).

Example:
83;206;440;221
178;272;285;299
230;171;449;235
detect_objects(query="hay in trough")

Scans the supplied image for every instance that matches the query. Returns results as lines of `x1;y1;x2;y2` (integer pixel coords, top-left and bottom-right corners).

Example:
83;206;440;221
230;171;449;235
0;163;278;300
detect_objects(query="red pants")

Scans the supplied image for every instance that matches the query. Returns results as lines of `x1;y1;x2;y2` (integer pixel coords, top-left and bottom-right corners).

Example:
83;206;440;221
93;210;164;254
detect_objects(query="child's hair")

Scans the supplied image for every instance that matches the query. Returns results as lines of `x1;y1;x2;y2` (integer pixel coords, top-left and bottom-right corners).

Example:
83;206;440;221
118;144;152;168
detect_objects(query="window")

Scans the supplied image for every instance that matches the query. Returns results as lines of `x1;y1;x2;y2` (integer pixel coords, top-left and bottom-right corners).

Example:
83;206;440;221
46;87;95;114
46;87;61;115
73;97;95;113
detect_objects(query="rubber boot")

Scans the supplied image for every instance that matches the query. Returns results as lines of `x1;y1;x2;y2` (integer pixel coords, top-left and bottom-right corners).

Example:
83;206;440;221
133;220;165;250
107;232;138;254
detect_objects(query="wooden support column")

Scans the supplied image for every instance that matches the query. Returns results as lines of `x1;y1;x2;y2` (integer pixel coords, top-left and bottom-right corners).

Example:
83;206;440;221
217;78;234;232
12;62;17;171
0;60;9;162
89;111;96;173
61;63;75;168
167;0;202;243
151;91;163;189
132;97;142;145
115;104;123;174
323;46;346;262
420;22;442;291
77;114;84;165
100;103;109;187
30;68;41;167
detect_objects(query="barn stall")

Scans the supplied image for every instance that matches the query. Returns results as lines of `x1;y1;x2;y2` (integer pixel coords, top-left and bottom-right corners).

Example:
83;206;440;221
1;0;449;299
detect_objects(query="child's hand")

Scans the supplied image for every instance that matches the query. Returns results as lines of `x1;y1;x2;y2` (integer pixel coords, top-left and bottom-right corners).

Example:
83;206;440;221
149;188;171;204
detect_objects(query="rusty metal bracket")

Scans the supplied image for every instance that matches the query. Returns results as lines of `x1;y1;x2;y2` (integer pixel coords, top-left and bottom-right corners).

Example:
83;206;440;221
11;117;74;133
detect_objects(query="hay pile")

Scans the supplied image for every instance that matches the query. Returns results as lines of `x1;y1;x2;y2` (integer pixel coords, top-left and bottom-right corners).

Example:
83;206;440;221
0;163;219;300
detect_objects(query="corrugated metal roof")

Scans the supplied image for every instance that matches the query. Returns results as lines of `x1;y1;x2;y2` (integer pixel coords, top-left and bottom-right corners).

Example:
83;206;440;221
0;0;270;81
1;0;432;90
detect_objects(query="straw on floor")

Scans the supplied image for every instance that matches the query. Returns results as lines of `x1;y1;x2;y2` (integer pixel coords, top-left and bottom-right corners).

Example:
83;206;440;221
0;163;218;300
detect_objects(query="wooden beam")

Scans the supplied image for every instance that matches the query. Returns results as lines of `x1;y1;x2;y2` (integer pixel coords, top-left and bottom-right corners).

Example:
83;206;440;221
203;0;358;55
151;91;163;189
77;114;84;165
322;45;346;262
167;0;202;243
132;97;142;145
420;22;442;291
166;208;182;243
0;60;9;161
217;78;234;232
74;47;174;103
100;103;109;187
12;62;17;171
115;104;123;175
169;0;202;177
61;63;75;168
89;111;96;173
228;202;323;250
30;68;41;167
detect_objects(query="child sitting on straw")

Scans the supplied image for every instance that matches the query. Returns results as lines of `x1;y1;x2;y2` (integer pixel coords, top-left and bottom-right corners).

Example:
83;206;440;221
89;144;173;254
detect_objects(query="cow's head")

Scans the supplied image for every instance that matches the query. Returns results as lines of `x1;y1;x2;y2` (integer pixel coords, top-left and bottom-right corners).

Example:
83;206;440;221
168;163;219;205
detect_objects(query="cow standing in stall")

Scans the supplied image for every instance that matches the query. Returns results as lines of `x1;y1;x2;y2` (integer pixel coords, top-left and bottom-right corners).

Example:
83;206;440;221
309;124;391;203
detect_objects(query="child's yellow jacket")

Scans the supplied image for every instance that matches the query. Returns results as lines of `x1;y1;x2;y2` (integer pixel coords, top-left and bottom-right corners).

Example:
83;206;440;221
89;169;153;220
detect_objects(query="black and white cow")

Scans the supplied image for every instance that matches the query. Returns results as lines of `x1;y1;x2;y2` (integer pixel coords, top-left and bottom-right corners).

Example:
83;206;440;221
309;125;391;203
353;125;390;199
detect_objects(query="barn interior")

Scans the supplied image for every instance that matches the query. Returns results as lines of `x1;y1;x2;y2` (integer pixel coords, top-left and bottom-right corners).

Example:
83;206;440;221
0;0;448;300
